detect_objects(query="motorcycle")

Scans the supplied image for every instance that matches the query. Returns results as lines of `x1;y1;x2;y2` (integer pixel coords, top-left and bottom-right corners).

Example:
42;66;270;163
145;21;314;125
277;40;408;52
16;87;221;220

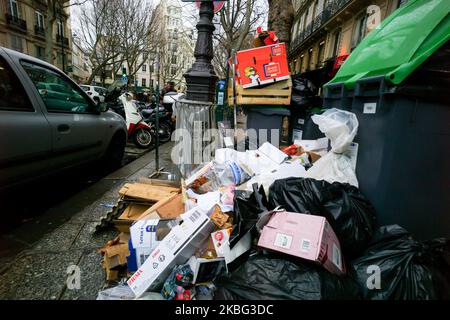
105;81;153;149
137;101;172;143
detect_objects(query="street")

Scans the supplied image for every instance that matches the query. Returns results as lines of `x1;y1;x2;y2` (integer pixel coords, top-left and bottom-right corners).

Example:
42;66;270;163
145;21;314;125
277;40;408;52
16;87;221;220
0;142;175;299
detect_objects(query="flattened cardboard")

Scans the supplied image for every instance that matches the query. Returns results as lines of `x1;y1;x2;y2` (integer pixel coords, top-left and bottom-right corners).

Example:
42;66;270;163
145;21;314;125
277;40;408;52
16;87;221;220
119;183;178;202
138;193;184;220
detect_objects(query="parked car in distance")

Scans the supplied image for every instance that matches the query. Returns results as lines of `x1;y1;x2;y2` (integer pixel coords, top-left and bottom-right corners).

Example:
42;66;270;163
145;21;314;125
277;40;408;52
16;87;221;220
80;85;107;103
0;46;127;192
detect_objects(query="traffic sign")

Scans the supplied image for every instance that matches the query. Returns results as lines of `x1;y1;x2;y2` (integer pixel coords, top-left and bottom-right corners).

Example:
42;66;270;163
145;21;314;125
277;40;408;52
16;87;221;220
195;0;225;13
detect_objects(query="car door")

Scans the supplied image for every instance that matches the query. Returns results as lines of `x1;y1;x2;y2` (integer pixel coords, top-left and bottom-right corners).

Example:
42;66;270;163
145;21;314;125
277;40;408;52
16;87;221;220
0;53;51;190
20;60;107;169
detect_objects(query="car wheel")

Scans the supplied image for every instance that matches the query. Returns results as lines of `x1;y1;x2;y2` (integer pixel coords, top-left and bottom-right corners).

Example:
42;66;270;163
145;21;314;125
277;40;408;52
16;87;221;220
104;132;126;170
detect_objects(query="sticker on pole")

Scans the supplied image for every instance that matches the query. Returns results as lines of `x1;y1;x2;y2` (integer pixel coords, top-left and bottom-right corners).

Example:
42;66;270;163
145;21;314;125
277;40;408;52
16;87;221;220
195;1;225;13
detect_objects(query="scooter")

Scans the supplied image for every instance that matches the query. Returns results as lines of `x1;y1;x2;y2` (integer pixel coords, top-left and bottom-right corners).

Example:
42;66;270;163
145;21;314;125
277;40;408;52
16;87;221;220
137;101;172;143
104;80;153;148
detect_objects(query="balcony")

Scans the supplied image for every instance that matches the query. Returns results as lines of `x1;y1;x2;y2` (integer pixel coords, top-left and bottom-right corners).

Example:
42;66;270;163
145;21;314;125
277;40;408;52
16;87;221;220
56;34;69;46
5;14;27;33
290;0;352;55
34;25;45;38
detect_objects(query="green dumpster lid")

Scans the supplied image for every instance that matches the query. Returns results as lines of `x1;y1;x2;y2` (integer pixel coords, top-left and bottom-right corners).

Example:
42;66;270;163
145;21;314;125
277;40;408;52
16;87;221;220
327;0;450;89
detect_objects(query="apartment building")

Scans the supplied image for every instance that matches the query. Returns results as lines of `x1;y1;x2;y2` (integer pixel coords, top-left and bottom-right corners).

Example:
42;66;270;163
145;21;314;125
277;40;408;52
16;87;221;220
0;0;72;72
289;0;409;88
71;34;90;84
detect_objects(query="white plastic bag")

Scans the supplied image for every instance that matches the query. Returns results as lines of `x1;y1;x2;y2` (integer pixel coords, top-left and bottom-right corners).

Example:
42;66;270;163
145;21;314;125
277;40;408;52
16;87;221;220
305;108;359;187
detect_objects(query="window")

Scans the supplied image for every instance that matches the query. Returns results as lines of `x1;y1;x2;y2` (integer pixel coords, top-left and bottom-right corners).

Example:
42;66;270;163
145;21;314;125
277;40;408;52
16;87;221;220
150;64;154;73
57;52;65;65
0;56;33;111
352;14;368;49
142;64;147;72
21;61;94;113
332;30;341;57
10;35;23;52
57;19;64;36
318;41;325;66
142;78;147;87
35;45;45;60
35;11;44;28
7;0;19;17
315;0;324;17
171;67;177;76
171;56;177;64
150;79;154;88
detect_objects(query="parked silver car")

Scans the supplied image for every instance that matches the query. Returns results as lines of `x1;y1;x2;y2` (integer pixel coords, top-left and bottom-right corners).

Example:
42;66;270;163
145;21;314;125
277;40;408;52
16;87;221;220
0;47;127;191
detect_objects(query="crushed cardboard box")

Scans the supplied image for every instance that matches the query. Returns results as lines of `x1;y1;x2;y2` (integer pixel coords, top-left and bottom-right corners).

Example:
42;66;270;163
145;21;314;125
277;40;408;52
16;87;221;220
98;233;131;281
119;183;179;202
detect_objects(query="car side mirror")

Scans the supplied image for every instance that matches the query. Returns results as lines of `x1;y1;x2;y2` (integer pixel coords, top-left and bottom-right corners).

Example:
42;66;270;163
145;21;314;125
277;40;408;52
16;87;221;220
98;102;109;112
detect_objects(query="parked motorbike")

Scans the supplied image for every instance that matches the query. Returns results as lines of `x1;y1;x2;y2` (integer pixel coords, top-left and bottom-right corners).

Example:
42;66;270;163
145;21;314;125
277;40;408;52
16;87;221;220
137;100;172;143
105;81;153;148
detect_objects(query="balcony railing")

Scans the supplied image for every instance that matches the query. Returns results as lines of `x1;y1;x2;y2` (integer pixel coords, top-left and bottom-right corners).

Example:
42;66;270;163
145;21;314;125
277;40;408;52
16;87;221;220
5;13;27;32
290;0;352;54
56;34;69;46
34;25;45;38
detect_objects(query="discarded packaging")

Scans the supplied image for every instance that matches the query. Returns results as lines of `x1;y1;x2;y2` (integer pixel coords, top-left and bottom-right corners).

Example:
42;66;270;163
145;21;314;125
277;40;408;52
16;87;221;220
187;256;226;284
257;210;345;275
127;207;215;298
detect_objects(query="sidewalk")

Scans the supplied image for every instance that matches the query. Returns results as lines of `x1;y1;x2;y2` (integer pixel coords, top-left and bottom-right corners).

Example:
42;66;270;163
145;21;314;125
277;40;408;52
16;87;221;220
0;142;178;300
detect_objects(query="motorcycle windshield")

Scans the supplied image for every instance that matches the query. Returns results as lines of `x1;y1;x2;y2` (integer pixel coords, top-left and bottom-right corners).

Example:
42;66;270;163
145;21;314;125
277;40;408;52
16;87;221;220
104;79;128;102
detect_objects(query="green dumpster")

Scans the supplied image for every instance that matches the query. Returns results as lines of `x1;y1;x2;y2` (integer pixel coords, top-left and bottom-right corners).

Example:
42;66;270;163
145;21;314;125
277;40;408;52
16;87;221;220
322;0;450;239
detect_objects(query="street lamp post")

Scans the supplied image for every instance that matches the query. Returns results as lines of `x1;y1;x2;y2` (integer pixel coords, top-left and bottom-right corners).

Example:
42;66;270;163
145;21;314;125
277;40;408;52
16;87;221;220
183;1;218;102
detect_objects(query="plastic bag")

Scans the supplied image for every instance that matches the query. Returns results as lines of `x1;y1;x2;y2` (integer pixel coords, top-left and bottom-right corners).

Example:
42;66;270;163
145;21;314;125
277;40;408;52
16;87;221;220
213;160;251;186
229;183;268;248
214;253;360;300
96;284;135;300
161;264;194;300
268;177;376;258
351;225;450;300
304;108;359;187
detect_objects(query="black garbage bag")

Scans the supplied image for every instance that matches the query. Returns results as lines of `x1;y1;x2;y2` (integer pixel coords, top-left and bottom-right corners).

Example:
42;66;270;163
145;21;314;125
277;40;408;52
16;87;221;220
351;225;450;300
268;177;376;259
229;183;268;248
214;253;360;300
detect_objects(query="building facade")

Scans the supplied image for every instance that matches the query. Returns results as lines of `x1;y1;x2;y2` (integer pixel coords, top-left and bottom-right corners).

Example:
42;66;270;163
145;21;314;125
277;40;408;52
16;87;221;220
289;0;409;88
71;34;90;84
0;0;72;72
151;0;195;92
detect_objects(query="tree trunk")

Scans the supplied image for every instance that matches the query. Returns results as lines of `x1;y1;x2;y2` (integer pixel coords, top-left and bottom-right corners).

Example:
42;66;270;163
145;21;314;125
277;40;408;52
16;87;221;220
45;12;56;64
267;0;294;51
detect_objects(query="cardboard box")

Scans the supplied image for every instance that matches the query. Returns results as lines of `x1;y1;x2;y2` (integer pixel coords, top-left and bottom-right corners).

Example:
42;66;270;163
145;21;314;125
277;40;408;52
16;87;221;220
187;256;226;284
99;233;131;280
257;211;345;275
127;219;175;272
234;43;290;88
138;193;185;220
119;183;179;202
127;207;215;297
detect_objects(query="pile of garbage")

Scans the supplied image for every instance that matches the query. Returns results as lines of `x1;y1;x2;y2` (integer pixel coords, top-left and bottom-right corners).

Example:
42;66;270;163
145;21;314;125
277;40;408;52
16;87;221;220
97;108;450;300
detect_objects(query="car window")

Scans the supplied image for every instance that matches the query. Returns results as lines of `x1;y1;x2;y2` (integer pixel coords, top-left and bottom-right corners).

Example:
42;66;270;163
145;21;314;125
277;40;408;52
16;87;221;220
0;56;34;112
80;86;89;91
21;61;95;113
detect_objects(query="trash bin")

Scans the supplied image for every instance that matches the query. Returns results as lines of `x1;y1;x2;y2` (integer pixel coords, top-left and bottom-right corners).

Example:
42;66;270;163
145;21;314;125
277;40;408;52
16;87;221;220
244;107;290;148
322;0;450;240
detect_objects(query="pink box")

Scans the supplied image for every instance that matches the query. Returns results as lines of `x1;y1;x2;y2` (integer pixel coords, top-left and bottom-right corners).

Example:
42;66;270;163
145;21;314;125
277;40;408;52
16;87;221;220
257;211;345;275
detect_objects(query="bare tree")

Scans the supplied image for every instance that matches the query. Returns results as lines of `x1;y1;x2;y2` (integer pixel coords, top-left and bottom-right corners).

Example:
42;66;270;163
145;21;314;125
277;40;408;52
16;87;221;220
267;0;294;50
75;0;158;84
212;0;267;78
117;0;158;85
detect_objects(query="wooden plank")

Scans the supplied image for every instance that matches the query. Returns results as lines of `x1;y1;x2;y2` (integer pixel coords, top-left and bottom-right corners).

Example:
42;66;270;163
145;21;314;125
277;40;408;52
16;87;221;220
236;96;291;105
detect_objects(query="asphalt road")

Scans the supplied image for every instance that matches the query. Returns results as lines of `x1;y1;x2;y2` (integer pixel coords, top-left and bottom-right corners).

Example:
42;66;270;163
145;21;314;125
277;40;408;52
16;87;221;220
0;143;151;235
